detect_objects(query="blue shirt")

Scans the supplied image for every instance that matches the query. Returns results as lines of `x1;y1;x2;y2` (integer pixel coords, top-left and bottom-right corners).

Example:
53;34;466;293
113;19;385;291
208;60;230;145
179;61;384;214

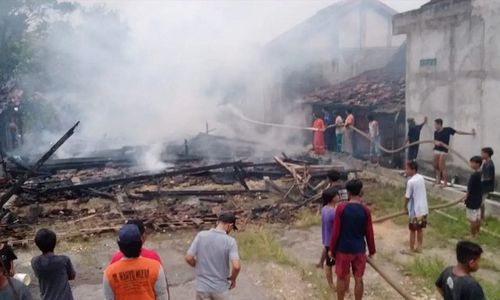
321;206;336;247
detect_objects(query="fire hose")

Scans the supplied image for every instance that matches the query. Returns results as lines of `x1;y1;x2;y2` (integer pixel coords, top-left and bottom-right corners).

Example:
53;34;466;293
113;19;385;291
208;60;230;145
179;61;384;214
228;105;471;168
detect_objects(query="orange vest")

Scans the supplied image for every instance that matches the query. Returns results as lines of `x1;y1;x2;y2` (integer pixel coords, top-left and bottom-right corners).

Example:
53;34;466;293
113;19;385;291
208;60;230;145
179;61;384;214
104;257;161;300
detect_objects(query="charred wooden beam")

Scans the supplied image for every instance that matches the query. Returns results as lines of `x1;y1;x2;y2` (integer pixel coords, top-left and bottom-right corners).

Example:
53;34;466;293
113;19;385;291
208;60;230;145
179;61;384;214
38;161;254;195
0;121;80;209
138;189;268;197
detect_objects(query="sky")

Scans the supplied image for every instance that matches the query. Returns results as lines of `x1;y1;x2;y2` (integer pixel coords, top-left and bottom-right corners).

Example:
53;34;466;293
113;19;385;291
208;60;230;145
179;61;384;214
80;0;429;47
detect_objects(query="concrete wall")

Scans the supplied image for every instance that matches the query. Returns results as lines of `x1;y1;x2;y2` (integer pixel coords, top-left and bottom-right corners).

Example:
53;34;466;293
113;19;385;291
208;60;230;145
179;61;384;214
394;0;500;183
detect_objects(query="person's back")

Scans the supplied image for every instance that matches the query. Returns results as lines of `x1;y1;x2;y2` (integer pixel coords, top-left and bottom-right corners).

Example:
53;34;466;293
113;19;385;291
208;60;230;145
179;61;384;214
31;229;75;300
31;254;75;300
190;229;237;292
335;202;371;253
407;173;428;218
436;241;486;300
436;266;484;300
104;224;167;300
1;244;32;300
104;256;162;300
0;277;32;300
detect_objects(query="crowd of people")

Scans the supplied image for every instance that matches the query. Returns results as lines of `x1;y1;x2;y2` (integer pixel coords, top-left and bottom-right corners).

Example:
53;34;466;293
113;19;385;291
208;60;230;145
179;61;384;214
312;109;357;156
317;168;489;300
0;213;241;300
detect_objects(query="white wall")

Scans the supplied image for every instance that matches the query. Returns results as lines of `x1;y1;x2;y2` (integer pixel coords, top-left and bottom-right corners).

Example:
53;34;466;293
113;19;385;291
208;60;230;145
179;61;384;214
402;0;500;172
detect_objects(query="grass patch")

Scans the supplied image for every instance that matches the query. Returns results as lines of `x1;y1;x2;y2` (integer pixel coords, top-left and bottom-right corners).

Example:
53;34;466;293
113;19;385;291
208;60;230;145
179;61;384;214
477;278;500;300
236;226;294;265
405;256;446;288
236;226;331;300
427;207;500;249
294;209;320;228
364;183;406;216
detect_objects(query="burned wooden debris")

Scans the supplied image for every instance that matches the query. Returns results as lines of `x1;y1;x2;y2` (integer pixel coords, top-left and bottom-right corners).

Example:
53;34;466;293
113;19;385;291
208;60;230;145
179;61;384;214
0;133;357;245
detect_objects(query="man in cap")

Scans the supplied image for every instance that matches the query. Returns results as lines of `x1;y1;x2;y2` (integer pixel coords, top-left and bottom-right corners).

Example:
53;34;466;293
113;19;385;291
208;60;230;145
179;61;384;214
0;243;32;300
103;224;168;300
185;212;241;300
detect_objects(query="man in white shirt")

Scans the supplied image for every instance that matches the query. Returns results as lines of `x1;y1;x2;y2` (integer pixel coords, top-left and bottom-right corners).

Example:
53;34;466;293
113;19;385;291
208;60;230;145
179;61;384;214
404;161;428;253
368;115;380;163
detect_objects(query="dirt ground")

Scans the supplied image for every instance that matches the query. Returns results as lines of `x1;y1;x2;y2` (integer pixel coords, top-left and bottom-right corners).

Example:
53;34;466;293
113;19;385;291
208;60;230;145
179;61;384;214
10;173;500;300
12;224;435;300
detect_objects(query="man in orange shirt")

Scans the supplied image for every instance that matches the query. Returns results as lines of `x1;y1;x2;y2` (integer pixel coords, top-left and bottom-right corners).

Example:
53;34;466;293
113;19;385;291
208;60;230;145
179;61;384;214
103;224;168;300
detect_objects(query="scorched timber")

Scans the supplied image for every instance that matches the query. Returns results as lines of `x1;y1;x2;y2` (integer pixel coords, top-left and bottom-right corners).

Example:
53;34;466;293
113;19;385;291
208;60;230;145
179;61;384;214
138;189;268;197
36;161;256;195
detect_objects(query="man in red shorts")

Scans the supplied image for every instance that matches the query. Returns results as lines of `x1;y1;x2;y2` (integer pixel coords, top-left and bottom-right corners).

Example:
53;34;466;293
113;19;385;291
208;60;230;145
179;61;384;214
330;179;375;300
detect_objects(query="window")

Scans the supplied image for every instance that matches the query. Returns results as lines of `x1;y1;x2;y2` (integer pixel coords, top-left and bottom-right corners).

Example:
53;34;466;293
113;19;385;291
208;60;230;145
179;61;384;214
420;58;437;67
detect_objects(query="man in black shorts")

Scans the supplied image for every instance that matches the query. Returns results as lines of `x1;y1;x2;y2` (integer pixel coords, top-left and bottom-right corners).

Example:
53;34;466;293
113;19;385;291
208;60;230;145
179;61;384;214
433;119;475;187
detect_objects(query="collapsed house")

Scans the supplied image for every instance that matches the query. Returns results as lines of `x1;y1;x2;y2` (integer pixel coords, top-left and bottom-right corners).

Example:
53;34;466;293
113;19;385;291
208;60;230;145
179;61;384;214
302;45;407;167
0;125;357;246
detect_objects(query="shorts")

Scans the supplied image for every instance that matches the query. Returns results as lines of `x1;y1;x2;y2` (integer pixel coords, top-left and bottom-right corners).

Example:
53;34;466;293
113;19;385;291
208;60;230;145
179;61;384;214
335;252;367;280
466;208;481;221
196;291;229;300
409;215;427;231
324;247;335;267
433;150;448;155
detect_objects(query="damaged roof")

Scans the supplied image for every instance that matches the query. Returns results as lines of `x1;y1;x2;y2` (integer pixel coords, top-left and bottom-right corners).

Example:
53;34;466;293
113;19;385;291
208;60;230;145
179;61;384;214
302;45;406;112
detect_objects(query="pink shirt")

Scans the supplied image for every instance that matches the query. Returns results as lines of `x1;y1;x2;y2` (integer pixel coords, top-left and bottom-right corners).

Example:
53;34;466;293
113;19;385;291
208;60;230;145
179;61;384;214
110;247;163;265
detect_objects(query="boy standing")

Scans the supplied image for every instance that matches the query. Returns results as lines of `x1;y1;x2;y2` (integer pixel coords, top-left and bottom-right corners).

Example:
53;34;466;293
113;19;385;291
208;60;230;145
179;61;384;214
480;147;495;220
435;241;485;300
31;229;76;300
403;161;428;253
318;188;339;289
465;157;483;238
330;179;375;300
368;115;380;163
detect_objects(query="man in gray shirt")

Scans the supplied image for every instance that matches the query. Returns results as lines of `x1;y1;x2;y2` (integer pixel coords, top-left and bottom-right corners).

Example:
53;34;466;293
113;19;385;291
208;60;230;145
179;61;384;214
185;212;241;300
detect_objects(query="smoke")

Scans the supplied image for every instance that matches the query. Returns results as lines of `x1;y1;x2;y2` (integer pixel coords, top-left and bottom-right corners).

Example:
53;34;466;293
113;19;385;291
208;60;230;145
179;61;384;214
17;0;325;166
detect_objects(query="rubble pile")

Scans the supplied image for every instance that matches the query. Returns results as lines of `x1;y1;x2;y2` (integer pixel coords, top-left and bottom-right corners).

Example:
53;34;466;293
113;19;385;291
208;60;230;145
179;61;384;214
0;131;356;246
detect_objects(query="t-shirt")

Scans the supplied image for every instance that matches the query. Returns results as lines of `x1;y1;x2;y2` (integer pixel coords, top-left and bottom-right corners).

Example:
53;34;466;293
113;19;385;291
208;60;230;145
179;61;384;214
330;202;376;255
368;121;379;138
335;116;344;135
345;114;354;127
103;256;167;300
321;206;336;247
110;247;162;265
466;172;483;209
481;159;495;193
408;124;424;143
0;278;33;300
405;174;429;218
324;112;333;126
434;127;456;153
187;228;240;293
435;266;486;300
31;254;75;300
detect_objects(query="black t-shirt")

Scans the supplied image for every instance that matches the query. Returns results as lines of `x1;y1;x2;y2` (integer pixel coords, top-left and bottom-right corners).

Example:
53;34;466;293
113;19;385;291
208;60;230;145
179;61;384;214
435;266;486;300
434;127;456;152
481;160;495;193
408;124;424;143
466;172;483;209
